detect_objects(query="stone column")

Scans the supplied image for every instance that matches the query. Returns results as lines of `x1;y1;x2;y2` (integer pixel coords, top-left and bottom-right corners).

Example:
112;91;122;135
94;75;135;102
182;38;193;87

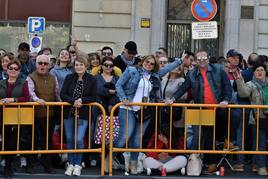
150;0;167;53
224;0;241;54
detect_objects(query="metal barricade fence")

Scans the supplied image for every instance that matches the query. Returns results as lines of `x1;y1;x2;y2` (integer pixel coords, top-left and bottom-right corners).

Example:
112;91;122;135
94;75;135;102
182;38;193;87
0;102;106;176
108;102;268;176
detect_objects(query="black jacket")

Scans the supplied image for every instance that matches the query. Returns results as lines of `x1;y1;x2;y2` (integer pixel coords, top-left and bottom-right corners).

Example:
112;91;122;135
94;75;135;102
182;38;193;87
60;72;97;119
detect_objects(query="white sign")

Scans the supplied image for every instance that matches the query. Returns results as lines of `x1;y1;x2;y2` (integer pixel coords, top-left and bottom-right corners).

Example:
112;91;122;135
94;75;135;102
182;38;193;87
192;21;218;40
28;17;45;34
29;35;42;53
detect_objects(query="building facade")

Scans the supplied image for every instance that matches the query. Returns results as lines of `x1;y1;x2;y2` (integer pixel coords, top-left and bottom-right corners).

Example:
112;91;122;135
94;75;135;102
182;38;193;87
72;0;268;58
0;0;267;58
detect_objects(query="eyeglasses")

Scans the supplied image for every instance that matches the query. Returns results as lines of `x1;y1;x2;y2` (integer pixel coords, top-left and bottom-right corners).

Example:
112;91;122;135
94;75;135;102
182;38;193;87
196;56;208;61
37;61;49;66
69;51;76;54
102;52;112;57
159;61;168;65
145;60;155;66
103;63;114;68
8;66;19;71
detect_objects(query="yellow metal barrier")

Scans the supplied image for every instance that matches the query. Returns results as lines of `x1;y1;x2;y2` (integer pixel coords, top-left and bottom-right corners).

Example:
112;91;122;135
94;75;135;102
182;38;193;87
0;102;106;176
108;102;268;176
184;108;216;150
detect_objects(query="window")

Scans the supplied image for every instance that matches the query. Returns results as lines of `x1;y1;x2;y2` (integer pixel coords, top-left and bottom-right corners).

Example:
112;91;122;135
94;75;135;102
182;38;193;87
241;6;254;19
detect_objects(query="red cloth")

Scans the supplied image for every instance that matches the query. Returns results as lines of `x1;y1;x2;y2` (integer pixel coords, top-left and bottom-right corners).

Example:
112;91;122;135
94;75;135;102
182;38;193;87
146;134;169;159
6;81;30;102
227;72;234;81
52;130;67;149
200;69;216;104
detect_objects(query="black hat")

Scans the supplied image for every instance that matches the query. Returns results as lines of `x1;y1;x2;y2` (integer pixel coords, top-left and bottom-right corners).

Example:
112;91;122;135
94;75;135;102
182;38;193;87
124;41;137;54
226;49;240;58
18;42;30;51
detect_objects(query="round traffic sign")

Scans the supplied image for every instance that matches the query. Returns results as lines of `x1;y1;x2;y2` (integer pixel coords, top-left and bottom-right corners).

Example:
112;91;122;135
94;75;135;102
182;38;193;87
31;36;41;48
191;0;217;21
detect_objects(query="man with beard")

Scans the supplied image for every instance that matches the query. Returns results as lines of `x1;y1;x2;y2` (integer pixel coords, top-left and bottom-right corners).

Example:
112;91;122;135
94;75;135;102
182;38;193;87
17;42;36;78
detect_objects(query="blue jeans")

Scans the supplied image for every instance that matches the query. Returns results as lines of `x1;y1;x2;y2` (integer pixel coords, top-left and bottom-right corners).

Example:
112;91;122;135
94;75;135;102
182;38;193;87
114;108;150;161
252;121;267;168
64;117;88;165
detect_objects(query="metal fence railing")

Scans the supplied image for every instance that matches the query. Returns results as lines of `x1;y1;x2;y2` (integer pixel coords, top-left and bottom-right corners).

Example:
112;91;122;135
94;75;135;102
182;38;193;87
0;102;106;176
108;102;268;176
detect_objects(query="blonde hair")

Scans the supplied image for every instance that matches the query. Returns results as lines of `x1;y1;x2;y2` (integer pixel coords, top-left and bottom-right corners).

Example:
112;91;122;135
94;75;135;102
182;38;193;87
140;55;160;73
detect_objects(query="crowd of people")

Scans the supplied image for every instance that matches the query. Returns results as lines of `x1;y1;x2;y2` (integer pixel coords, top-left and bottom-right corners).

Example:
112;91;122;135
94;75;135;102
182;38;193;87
0;39;268;178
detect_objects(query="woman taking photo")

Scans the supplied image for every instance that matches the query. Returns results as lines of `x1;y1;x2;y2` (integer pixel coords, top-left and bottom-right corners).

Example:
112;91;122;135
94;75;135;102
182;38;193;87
95;56;119;113
93;56;120;165
115;53;186;174
60;56;96;176
0;60;30;178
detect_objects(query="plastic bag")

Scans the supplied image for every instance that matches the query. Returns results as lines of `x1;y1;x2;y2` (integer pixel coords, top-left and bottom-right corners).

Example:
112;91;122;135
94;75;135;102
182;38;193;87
186;154;202;176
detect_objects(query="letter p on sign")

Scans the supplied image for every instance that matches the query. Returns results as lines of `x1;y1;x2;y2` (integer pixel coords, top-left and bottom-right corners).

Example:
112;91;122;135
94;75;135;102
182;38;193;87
28;17;45;34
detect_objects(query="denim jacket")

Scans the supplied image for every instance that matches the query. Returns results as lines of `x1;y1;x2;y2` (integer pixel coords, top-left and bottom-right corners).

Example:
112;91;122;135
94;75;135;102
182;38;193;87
173;64;232;103
116;59;183;102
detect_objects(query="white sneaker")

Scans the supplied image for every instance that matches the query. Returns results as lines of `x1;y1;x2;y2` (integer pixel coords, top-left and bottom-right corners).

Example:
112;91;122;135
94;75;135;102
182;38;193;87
181;167;186;175
1;159;5;167
65;164;74;176
20;157;27;168
73;165;82;176
146;168;151;176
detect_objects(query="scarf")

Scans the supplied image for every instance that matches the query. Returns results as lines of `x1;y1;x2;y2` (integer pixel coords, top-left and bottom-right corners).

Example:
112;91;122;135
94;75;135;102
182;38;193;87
252;76;268;102
121;52;135;66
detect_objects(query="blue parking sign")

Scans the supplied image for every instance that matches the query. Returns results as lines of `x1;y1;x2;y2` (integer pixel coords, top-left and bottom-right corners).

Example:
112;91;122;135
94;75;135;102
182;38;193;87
28;17;45;34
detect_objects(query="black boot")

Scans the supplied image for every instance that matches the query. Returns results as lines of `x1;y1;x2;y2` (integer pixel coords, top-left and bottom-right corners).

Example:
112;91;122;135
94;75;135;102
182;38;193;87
4;166;14;178
41;154;56;174
25;156;35;174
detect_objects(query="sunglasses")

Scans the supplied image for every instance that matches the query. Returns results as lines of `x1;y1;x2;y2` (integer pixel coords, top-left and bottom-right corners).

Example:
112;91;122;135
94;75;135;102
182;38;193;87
38;61;49;66
196;56;208;61
102;52;112;56
69;51;76;54
156;51;163;55
8;66;19;71
103;63;114;68
159;61;168;65
145;60;155;66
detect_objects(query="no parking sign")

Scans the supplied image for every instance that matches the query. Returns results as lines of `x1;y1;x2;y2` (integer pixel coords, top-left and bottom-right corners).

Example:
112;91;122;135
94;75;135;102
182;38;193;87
30;35;42;53
191;0;217;21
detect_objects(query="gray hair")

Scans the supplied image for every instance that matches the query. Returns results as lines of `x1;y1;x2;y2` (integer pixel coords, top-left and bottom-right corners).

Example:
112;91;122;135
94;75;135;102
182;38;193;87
36;54;50;63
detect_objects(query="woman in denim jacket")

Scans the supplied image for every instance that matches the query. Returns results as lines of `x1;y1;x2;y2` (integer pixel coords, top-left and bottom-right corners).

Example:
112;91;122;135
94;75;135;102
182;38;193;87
115;54;186;174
